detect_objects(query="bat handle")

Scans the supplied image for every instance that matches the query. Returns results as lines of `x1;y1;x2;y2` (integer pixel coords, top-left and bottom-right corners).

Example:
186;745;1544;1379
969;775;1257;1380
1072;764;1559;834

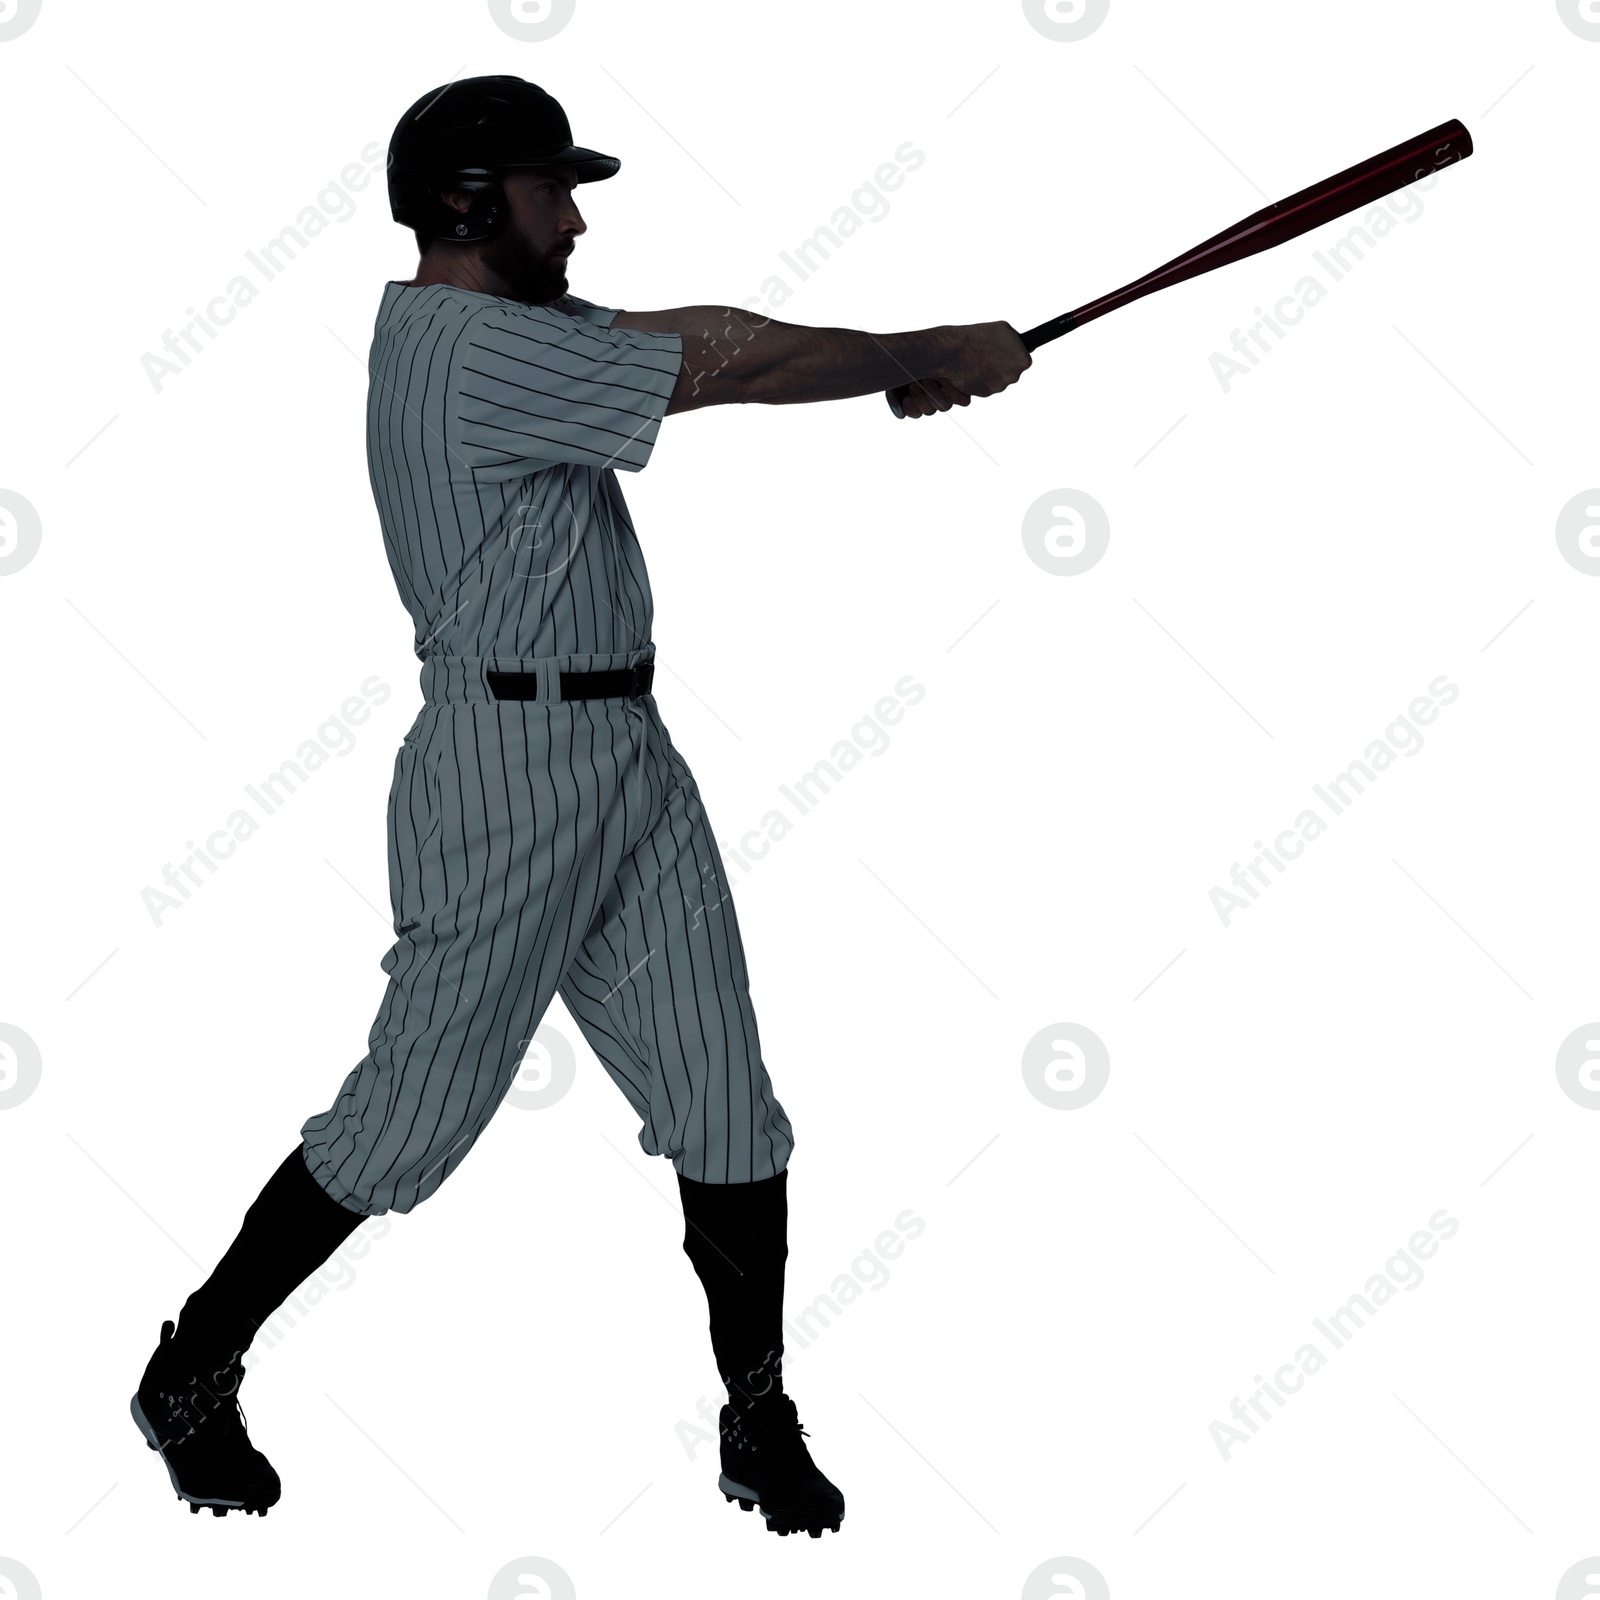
1020;311;1076;351
886;312;1075;417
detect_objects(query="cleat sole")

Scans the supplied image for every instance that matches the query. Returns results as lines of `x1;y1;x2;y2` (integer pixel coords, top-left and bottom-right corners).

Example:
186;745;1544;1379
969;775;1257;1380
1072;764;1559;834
718;1472;843;1537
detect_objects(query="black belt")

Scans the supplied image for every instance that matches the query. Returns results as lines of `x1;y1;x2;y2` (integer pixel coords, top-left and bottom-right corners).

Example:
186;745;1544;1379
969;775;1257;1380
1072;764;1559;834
486;662;654;702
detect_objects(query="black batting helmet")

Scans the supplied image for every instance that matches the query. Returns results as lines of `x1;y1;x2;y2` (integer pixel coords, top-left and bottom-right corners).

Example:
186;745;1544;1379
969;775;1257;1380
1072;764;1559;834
387;75;619;245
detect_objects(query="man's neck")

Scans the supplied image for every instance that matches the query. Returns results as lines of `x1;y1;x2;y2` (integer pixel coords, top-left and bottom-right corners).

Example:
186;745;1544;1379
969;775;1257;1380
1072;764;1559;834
402;258;565;308
407;255;501;294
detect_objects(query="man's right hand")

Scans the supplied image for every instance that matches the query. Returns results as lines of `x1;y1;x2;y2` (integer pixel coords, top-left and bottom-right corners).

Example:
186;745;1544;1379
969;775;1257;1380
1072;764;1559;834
890;321;1032;418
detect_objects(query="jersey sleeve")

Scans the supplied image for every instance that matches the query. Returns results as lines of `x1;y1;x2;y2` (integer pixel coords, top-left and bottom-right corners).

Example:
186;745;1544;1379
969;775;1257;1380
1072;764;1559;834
453;301;682;479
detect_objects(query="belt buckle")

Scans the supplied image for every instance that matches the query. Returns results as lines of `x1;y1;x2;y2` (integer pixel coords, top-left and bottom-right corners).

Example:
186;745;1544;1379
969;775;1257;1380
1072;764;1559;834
628;662;647;699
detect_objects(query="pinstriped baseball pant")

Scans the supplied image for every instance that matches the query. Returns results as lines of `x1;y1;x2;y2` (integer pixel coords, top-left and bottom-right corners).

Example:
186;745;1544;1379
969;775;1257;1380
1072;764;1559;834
300;646;795;1215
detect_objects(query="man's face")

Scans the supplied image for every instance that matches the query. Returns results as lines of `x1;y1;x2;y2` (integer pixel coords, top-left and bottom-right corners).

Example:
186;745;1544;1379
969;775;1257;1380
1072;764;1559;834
479;164;586;304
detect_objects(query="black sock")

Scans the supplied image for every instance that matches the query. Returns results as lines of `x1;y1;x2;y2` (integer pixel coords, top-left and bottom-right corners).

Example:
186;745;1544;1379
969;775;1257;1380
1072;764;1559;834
677;1168;789;1408
172;1144;366;1368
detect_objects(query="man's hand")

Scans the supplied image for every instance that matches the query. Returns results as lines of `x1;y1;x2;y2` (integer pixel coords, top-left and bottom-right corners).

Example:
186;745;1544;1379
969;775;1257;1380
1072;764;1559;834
888;321;1031;419
892;376;972;418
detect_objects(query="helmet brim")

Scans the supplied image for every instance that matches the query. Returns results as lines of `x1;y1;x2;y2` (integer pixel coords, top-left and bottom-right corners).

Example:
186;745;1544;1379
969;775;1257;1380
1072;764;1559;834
503;144;620;183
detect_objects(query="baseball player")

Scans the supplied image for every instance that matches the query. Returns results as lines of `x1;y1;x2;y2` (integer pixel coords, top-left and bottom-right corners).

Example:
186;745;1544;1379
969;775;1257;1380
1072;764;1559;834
131;75;1030;1537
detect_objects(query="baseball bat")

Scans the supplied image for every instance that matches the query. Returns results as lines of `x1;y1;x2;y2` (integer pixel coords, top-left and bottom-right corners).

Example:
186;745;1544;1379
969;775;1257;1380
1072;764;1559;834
888;117;1473;417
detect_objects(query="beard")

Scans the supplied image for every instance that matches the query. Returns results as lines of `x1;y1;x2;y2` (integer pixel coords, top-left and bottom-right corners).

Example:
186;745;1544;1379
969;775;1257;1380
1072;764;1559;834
480;225;569;305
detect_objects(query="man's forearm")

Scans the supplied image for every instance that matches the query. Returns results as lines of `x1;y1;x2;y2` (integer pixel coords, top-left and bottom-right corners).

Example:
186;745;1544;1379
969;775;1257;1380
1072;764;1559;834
611;306;955;406
722;317;954;406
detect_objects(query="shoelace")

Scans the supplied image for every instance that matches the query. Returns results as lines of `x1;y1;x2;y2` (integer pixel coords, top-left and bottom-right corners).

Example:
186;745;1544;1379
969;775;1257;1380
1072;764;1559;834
729;1400;810;1452
167;1363;251;1438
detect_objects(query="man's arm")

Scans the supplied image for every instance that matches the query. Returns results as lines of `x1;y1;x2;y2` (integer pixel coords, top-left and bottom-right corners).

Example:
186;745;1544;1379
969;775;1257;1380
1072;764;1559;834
609;307;1030;417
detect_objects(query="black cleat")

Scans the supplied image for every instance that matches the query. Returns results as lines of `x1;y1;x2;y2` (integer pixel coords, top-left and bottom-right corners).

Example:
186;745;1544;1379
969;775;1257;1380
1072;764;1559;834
716;1393;844;1538
132;1320;281;1519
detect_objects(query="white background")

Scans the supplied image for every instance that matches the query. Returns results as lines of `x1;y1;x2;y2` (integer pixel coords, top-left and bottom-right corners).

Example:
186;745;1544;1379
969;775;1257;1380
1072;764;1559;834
2;1;1597;1597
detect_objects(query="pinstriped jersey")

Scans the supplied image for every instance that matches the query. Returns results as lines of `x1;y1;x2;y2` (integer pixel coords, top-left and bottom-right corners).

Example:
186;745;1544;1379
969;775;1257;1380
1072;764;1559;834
365;282;683;660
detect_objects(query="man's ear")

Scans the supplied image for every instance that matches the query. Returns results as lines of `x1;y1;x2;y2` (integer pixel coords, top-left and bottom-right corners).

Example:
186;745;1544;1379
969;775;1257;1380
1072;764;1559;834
439;189;474;215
